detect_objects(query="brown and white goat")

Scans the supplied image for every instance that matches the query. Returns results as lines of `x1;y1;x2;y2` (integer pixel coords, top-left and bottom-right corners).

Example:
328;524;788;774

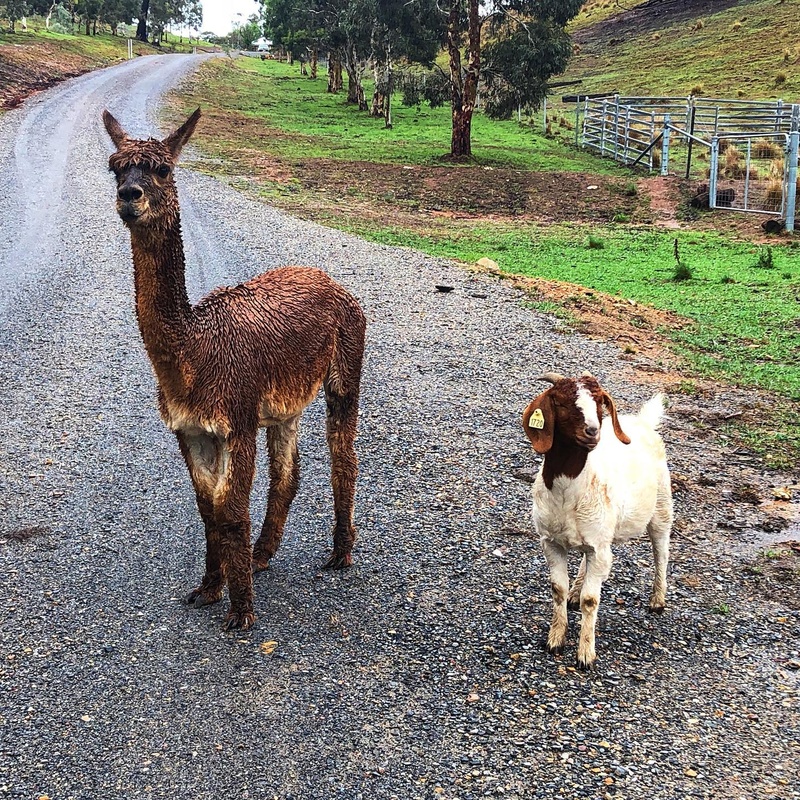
103;108;366;631
522;373;673;669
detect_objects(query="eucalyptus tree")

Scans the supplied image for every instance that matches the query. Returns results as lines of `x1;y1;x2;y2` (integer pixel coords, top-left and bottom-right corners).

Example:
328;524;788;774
441;0;582;157
369;0;442;127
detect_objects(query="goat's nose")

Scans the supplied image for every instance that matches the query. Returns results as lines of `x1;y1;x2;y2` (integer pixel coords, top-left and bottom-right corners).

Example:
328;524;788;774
117;184;143;202
585;425;599;438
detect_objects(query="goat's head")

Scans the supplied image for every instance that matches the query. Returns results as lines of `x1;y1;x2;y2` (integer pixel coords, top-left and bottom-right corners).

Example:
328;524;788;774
522;372;631;455
102;108;201;228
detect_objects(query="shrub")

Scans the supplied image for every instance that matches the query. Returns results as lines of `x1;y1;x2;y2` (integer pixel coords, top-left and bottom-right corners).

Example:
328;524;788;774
613;212;630;223
755;247;775;270
753;139;782;160
689;83;704;96
775;72;787;86
623;182;638;197
720;275;735;284
732;20;742;32
672;262;693;282
764;179;783;212
587;235;605;250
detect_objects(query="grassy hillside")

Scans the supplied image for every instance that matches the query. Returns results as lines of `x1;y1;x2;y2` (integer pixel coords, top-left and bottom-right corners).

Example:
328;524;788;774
564;0;800;100
0;25;196;108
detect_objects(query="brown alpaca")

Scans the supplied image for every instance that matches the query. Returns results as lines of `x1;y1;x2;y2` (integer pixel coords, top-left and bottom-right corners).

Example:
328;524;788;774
102;108;366;631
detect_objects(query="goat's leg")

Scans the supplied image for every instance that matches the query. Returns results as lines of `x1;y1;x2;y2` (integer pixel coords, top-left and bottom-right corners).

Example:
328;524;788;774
252;417;300;572
541;539;570;655
322;384;360;569
647;506;672;612
576;546;613;670
176;431;225;609
213;434;257;631
568;555;587;610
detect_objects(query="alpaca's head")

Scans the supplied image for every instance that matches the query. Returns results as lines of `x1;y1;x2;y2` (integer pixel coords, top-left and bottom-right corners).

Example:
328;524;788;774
102;108;201;229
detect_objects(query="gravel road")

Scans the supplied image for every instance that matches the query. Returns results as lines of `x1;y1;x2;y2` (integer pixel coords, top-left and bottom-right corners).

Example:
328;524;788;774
0;54;797;799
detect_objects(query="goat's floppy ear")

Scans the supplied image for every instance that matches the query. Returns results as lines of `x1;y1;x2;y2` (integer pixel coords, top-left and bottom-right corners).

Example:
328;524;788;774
522;390;556;454
102;110;128;148
163;107;201;159
601;392;631;444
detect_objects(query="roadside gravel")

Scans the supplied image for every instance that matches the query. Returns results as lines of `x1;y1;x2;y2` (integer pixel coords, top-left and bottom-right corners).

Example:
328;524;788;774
0;55;797;799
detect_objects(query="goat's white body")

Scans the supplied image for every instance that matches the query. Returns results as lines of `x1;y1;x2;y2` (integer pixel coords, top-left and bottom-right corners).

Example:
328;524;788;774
533;396;671;550
532;394;673;668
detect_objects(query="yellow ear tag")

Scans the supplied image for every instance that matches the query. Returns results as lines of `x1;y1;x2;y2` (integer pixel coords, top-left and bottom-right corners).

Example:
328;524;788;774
528;409;545;430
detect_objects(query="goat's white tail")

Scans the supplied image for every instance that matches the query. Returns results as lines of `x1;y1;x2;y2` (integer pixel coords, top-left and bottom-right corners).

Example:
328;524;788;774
638;393;667;429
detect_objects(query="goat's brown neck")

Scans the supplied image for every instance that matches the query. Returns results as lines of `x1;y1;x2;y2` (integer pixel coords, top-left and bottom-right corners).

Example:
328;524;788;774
129;217;191;391
541;431;589;490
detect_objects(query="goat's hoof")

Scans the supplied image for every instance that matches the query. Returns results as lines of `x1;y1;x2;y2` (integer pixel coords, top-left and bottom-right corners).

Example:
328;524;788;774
222;609;255;631
186;587;222;609
322;550;352;570
647;603;666;614
576;656;597;671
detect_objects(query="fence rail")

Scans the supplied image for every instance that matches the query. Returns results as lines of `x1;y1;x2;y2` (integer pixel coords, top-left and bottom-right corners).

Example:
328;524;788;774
580;94;800;231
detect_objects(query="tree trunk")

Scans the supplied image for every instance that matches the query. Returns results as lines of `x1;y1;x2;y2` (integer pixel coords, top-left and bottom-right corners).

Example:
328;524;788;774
370;59;384;118
327;52;343;94
136;0;149;42
45;2;56;29
310;48;318;80
344;44;367;110
85;17;90;35
447;0;480;158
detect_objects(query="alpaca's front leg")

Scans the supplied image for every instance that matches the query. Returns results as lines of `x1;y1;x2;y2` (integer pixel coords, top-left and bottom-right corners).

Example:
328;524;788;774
215;435;257;630
253;418;300;571
176;431;224;609
541;539;569;655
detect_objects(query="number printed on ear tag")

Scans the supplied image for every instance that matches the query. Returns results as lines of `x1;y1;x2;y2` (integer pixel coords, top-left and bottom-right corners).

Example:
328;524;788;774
529;409;545;429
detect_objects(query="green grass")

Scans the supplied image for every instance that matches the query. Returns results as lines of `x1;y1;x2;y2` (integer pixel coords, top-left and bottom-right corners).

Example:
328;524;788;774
345;221;800;399
180;58;625;173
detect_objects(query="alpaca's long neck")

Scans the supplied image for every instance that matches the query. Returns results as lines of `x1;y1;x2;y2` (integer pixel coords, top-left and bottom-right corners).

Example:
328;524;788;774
129;217;192;390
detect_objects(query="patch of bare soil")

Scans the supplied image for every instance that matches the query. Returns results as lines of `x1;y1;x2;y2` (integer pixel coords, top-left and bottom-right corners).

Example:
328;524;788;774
0;39;98;108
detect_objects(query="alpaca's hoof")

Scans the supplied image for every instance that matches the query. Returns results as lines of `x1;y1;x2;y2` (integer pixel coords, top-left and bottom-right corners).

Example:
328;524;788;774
186;587;222;609
223;609;256;631
252;556;272;574
546;642;565;656
322;550;352;570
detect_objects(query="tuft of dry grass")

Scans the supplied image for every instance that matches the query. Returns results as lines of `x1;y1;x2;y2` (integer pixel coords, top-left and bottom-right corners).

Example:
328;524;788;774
753;139;783;159
764;179;783;212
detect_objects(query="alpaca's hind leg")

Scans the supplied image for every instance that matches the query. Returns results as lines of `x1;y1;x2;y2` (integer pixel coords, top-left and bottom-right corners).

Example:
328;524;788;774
213;434;258;631
252;417;301;571
322;385;360;569
176;431;224;609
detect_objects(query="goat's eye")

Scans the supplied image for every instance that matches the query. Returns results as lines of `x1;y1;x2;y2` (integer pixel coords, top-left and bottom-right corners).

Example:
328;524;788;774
157;165;171;178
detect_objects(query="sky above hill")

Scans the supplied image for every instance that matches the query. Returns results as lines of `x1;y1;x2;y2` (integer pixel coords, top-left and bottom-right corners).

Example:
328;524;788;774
202;0;261;36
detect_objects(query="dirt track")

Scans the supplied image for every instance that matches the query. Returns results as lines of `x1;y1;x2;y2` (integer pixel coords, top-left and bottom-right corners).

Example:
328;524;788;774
0;54;798;798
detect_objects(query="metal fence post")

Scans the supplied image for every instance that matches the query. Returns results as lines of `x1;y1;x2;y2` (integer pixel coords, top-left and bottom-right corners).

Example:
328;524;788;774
661;114;671;176
600;99;607;156
785;105;799;233
709;136;719;209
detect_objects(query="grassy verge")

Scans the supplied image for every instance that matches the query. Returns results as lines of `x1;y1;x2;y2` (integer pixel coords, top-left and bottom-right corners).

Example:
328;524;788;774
169;57;800;468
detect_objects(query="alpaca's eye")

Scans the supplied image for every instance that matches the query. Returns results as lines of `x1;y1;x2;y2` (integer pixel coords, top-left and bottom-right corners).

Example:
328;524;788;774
157;165;171;178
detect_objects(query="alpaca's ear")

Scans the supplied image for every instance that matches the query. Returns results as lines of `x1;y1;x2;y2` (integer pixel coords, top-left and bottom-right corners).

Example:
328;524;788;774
522;390;556;454
102;110;128;148
602;392;631;444
163;108;201;159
